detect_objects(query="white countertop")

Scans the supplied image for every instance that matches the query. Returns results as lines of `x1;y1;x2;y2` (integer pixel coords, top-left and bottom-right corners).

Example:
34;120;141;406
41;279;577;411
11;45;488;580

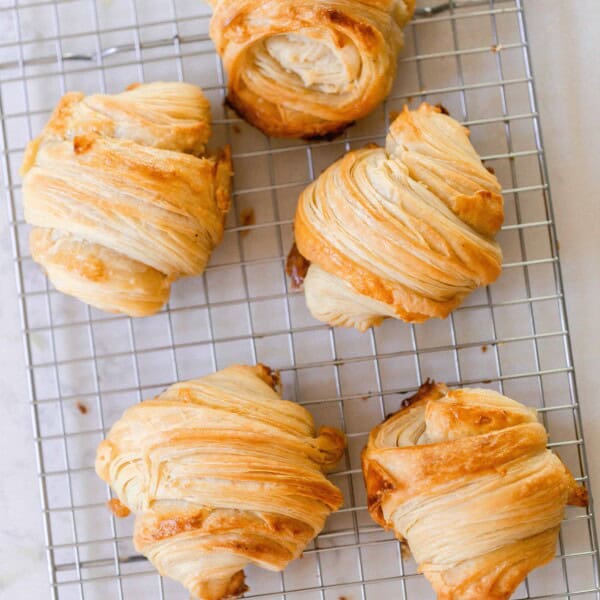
1;1;599;598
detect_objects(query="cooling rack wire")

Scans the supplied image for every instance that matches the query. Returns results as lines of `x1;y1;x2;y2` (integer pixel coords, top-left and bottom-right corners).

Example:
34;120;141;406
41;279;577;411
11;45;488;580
1;0;599;598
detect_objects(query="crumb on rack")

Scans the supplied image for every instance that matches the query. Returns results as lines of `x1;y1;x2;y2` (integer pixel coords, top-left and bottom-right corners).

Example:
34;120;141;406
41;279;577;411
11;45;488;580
481;345;488;353
107;498;131;518
76;401;88;415
485;165;496;175
239;208;256;237
491;44;503;53
482;379;492;384
232;123;241;134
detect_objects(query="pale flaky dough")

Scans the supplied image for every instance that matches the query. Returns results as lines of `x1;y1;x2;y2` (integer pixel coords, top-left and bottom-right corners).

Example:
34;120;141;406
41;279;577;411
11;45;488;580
21;82;232;317
362;382;588;600
294;103;504;331
208;0;415;138
96;364;346;600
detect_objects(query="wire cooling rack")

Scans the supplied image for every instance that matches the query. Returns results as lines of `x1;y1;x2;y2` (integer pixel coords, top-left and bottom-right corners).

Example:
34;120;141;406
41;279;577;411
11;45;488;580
1;0;599;598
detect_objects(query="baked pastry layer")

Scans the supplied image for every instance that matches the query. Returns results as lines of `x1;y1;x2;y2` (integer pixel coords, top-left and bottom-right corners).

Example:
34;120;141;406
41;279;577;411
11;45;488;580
208;0;415;138
293;103;504;331
96;364;346;600
21;82;232;317
362;381;588;600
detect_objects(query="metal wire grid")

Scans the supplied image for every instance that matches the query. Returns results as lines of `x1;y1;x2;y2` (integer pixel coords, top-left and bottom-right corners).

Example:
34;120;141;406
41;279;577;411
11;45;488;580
1;0;599;598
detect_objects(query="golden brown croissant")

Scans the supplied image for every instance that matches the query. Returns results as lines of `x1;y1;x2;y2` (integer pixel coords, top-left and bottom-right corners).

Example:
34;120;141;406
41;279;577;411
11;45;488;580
96;364;346;600
362;381;588;600
208;0;415;138
21;82;232;317
292;103;504;331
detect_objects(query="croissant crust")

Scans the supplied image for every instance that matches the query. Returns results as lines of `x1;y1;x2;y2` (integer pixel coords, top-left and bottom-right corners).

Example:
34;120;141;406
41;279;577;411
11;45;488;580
96;364;346;600
21;82;233;317
208;0;415;138
362;382;588;600
293;103;504;331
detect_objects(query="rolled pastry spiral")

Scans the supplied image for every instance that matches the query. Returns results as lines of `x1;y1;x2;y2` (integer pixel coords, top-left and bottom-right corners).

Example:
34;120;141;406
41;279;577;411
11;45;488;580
96;364;346;600
20;82;232;317
293;103;504;331
362;382;588;600
208;0;415;138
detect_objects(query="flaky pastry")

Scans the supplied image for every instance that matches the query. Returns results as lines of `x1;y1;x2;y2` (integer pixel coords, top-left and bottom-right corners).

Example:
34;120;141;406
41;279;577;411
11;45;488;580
292;103;504;331
207;0;415;138
96;364;346;600
362;381;588;600
21;82;232;317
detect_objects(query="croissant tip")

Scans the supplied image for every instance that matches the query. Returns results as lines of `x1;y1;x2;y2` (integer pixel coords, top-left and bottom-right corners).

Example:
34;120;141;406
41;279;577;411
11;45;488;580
95;440;114;480
251;363;281;392
393;380;438;412
192;570;248;600
286;243;311;290
433;103;451;116
106;498;131;518
316;426;347;472
569;485;589;508
381;380;445;422
300;122;355;142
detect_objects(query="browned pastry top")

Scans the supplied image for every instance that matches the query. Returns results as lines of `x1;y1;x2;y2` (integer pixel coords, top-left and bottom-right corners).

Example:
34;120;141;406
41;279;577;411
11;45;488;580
362;382;587;600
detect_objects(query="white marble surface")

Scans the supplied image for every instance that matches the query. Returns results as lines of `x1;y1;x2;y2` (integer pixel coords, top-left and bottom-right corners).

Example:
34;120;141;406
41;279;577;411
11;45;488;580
1;1;599;598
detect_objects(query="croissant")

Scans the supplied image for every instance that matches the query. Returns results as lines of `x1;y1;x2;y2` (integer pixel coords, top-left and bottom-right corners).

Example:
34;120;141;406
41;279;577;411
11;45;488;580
207;0;415;138
362;381;588;600
291;103;504;331
95;364;346;600
20;82;232;317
